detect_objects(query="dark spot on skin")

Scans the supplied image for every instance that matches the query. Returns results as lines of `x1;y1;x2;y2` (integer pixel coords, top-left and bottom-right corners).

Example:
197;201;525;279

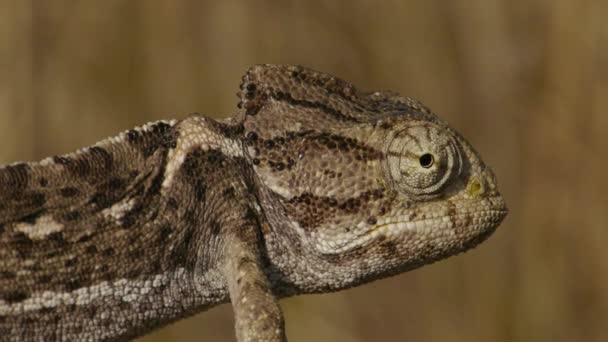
246;131;258;143
99;265;112;280
39;177;48;187
380;121;393;129
126;129;142;144
246;83;256;92
264;140;275;149
48;232;66;248
19;209;45;224
1;163;30;193
65;210;81;221
169;228;196;270
419;242;436;259
367;216;377;225
54;155;90;178
90;192;112;208
184;209;198;226
194;182;207;202
24;263;42;271
76;234;93;243
372;188;384;199
108;177;125;191
150;259;162;274
85;245;98;254
147;172;165;198
447;200;457;217
4;290;29;304
128;170;139;180
167;197;179;210
382;240;398;254
0;270;16;279
244;101;262;116
243;206;257;222
65;279;83;292
102;248;115;257
323;169;337;177
127;235;138;245
130;122;177;157
207;152;221;163
152;121;171;135
120;213;137;229
270;90;362;123
53;156;73;166
27;192;47;208
215;122;244;138
89;146;114;172
210;220;221;236
252;158;260;165
85;306;98;319
60;187;80;197
129;248;144;259
38;274;53;284
223;187;235;198
274;162;285;171
158;225;172;243
12;232;33;257
64;258;77;267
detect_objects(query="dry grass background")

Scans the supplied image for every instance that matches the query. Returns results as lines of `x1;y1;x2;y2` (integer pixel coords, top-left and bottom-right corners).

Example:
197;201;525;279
1;1;607;341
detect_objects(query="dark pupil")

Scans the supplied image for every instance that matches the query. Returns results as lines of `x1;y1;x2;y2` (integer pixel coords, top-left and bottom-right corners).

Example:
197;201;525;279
419;153;434;168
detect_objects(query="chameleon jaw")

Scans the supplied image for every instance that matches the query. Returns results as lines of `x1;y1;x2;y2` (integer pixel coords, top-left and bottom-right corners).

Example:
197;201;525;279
369;208;507;240
314;196;507;255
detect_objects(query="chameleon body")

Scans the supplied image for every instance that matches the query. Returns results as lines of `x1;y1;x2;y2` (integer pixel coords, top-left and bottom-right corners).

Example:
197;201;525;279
0;65;507;341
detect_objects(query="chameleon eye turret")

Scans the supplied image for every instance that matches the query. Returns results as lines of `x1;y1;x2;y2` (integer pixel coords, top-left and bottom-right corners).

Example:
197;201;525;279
384;122;462;198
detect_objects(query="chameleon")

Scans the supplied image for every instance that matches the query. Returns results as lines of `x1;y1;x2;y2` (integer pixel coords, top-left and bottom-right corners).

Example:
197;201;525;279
0;64;507;341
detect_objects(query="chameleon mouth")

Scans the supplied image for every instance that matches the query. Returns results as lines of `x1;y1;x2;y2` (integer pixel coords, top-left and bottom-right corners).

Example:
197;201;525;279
316;197;507;255
367;195;508;242
368;208;508;238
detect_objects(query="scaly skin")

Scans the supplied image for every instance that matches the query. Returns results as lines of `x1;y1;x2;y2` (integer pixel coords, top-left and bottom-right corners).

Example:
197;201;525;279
0;64;507;341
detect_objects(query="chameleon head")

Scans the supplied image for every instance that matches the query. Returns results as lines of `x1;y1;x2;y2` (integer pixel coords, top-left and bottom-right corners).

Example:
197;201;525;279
363;119;508;277
240;64;507;290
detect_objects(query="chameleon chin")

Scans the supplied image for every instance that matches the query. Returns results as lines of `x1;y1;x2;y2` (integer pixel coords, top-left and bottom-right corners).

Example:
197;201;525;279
0;64;507;341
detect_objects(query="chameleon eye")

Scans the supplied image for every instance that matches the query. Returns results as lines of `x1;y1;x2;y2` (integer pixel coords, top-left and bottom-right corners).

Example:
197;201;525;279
419;153;434;168
385;123;461;197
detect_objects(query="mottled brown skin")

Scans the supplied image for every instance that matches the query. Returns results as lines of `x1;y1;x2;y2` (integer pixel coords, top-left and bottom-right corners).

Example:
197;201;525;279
0;65;507;341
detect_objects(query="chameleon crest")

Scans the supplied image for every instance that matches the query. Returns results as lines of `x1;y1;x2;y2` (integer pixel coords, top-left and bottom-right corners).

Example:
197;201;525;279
0;65;506;341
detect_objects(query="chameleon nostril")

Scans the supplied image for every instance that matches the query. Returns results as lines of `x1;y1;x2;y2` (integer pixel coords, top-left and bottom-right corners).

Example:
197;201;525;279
467;176;484;197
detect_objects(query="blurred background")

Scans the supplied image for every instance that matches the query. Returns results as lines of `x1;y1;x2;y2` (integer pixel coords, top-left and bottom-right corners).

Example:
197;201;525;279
1;1;606;341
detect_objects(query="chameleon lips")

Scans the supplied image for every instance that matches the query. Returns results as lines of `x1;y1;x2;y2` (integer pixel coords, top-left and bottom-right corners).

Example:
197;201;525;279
311;196;507;255
363;196;507;247
373;199;506;247
369;208;508;238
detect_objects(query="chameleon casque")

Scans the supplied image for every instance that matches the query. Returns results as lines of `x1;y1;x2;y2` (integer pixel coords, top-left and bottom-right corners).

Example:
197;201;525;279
0;65;507;341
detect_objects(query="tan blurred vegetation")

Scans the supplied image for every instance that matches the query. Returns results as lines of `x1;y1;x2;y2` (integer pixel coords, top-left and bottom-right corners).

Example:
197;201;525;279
1;1;607;341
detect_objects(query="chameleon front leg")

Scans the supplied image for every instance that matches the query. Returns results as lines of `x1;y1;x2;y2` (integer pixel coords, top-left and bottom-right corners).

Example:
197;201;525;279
223;227;286;342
